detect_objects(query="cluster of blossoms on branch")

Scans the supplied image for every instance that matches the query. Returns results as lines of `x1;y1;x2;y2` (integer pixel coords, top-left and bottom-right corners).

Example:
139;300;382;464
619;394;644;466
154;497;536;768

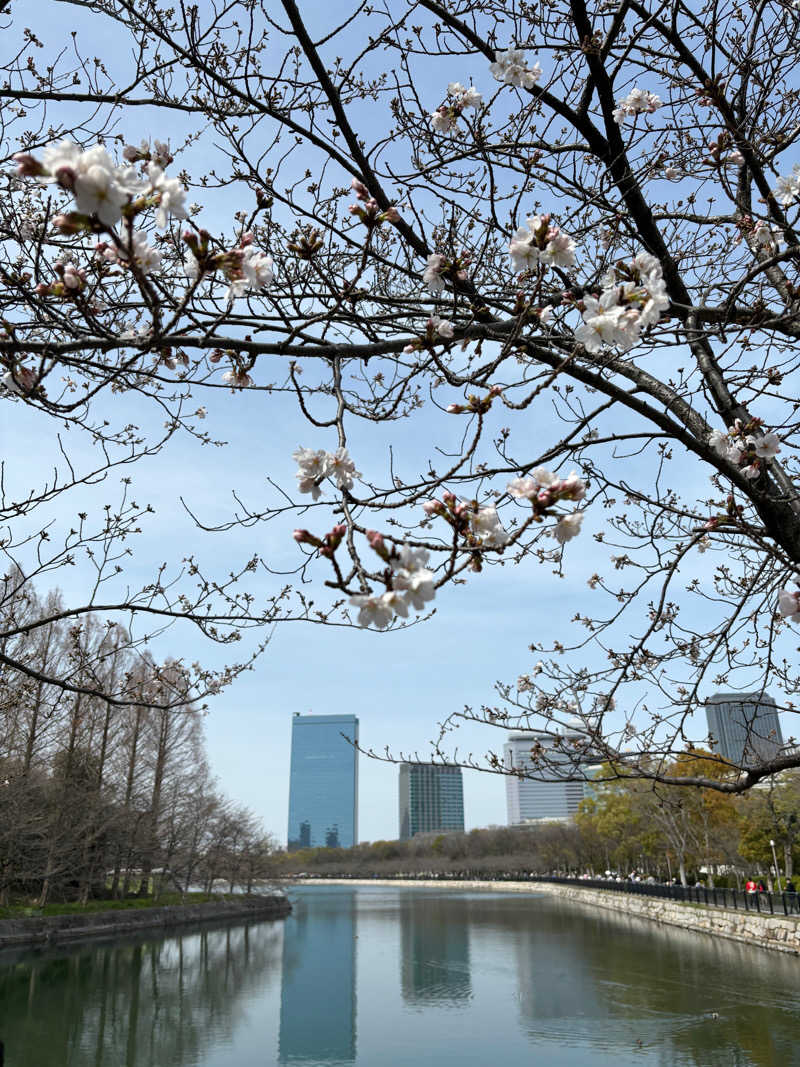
489;48;542;89
708;420;781;479
430;82;482;134
509;213;576;272
293;446;361;500
184;229;274;304
403;314;455;353
574;252;669;353
421;251;471;293
14;139;187;230
612;88;663;126
349;540;437;629
348;178;401;226
96;231;163;276
508;467;586;544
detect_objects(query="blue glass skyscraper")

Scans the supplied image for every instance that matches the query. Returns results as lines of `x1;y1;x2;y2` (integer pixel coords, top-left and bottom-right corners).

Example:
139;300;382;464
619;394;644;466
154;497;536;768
287;713;359;849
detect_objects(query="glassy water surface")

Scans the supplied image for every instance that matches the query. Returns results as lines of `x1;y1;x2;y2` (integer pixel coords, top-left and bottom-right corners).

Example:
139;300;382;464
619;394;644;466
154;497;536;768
0;885;798;1065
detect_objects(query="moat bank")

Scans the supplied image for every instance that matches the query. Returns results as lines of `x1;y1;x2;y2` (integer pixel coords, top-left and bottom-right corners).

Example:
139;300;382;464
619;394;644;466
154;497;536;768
287;878;800;955
0;893;290;949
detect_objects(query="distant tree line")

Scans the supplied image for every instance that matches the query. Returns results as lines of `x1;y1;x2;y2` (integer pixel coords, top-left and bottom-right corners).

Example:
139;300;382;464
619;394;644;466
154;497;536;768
276;754;800;889
0;582;275;907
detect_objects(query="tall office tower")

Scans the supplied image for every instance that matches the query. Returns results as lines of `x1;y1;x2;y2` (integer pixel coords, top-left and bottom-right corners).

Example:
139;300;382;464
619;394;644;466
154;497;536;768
398;763;464;840
504;729;587;824
287;713;358;850
704;692;784;767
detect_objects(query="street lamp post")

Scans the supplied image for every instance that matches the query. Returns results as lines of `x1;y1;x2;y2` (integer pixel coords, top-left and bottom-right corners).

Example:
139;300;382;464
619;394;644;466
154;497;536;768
769;839;781;892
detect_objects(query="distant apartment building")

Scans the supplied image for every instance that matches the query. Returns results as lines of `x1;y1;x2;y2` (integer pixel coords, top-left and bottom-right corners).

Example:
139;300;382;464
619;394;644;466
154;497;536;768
398;763;464;840
704;692;783;767
504;729;589;824
287;713;358;850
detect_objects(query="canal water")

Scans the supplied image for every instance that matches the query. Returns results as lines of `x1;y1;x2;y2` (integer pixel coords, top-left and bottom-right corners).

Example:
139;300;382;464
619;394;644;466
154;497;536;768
0;885;798;1065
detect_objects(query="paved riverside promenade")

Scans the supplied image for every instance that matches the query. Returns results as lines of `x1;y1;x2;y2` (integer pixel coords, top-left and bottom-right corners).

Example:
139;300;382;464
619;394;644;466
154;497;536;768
289;878;800;956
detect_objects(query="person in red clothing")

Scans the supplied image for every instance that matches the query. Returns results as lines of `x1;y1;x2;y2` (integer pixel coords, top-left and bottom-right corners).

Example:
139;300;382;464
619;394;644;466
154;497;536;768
746;879;757;893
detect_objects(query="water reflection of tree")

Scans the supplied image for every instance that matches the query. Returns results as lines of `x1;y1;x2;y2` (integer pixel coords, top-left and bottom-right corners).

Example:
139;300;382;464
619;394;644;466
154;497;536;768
0;918;283;1065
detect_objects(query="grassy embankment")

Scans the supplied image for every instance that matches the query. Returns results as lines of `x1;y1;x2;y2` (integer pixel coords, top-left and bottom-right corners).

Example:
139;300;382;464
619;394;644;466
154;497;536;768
0;893;239;920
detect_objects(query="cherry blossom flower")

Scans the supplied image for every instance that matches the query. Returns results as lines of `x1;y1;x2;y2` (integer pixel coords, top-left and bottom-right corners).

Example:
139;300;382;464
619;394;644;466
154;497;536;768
575;253;668;352
773;164;800;207
430;108;459;133
422;253;446;293
328;447;360;491
71;148;140;227
489;48;542;89
391;546;436;610
61;262;84;290
221;368;254;388
612;88;662;125
748;432;781;459
2;366;37;395
708;429;729;453
146;162;188;229
554;511;583;544
509;214;576;272
103;230;162;274
430;315;454;338
447;82;482;109
471;506;509;546
575;293;640;353
507;476;539;500
293;447;331;500
349;591;408;629
778;589;800;622
227;246;275;300
560;471;586;501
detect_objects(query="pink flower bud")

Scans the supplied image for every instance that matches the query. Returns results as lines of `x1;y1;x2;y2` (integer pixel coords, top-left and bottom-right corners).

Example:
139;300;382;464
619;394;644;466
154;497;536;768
446;403;463;413
366;530;385;552
13;152;44;178
422;499;443;516
488;384;503;397
53;165;77;190
382;206;401;224
52;213;90;235
330;524;347;538
442;491;456;507
351;177;370;201
293;529;311;542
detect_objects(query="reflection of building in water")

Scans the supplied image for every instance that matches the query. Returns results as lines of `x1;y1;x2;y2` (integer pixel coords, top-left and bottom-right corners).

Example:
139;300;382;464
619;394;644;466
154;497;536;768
279;891;357;1063
512;920;601;1023
400;895;471;1004
287;714;358;849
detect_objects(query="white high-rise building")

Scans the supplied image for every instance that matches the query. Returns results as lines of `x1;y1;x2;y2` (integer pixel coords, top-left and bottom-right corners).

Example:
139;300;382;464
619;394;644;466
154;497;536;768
504;729;588;824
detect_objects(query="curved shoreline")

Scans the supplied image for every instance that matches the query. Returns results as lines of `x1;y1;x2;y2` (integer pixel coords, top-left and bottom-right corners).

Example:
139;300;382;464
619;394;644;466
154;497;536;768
285;878;800;955
0;893;291;950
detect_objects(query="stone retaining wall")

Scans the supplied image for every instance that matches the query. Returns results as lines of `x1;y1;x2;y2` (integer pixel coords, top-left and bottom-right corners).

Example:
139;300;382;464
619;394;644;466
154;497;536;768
0;893;291;950
290;878;800;955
